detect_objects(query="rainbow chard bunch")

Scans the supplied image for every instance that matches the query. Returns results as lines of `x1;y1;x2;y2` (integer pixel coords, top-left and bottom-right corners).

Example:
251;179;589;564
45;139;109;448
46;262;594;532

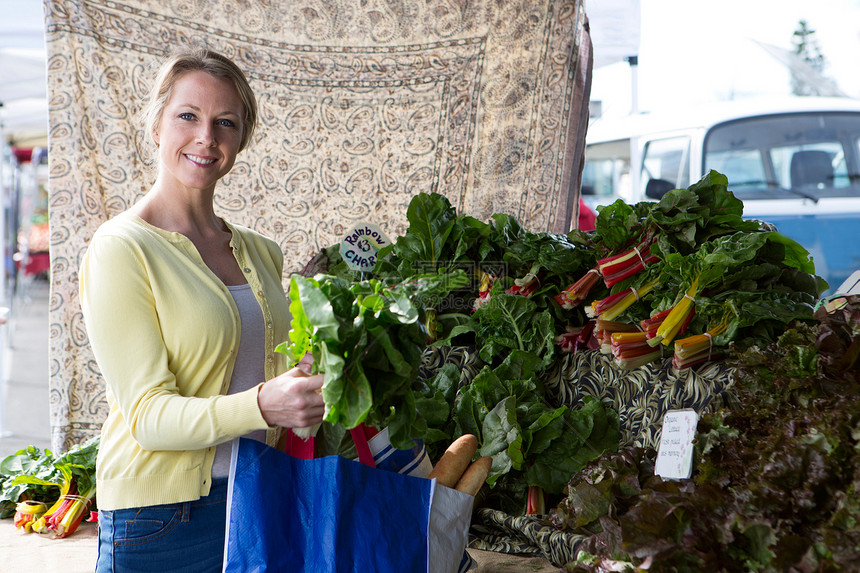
1;436;99;538
556;171;753;314
555;171;825;369
672;319;729;369
597;239;659;288
554;267;601;310
610;331;663;369
506;263;544;297
31;465;97;538
650;229;822;355
586;279;659;321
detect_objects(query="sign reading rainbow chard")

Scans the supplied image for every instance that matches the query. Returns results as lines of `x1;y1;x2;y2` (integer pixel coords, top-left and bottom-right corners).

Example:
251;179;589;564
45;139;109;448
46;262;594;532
339;223;391;273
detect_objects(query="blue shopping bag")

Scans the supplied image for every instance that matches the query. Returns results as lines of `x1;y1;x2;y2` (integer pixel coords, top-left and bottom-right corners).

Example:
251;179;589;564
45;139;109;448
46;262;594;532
224;437;474;573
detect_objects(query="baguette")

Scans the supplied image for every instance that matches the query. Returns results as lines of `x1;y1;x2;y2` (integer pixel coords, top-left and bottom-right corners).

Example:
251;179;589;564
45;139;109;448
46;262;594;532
427;434;478;488
455;456;492;496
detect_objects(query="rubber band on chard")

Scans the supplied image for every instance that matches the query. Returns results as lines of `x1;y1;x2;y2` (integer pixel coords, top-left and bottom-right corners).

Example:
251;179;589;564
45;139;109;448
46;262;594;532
554;266;601;309
586;279;659;321
610;331;663;369
673;318;729;369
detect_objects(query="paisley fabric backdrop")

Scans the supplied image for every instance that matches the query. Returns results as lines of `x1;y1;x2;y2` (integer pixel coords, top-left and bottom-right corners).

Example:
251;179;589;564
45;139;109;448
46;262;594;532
44;0;592;450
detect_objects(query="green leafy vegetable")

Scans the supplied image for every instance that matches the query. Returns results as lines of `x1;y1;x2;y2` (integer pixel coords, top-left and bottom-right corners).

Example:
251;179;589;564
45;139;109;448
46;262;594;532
1;436;100;519
276;271;469;449
447;350;619;499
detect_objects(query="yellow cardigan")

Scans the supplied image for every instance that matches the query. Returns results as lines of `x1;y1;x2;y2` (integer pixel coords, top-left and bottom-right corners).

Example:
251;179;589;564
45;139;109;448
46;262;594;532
79;212;292;510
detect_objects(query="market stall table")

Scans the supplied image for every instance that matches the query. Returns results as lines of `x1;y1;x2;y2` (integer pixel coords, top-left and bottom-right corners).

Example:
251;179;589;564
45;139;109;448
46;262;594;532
0;520;563;572
0;520;97;573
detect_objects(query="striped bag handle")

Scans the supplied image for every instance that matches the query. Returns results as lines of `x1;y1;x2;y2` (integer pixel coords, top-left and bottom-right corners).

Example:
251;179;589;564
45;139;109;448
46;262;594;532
284;425;377;468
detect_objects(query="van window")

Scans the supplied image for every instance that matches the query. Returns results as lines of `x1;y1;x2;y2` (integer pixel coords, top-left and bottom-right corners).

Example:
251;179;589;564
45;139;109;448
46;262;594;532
707;148;766;189
581;155;618;198
580;139;631;202
704;112;860;200
641;135;691;198
771;143;847;191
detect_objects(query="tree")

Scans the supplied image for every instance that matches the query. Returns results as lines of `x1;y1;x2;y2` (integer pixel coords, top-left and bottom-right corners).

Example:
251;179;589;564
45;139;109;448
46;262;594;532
791;20;827;96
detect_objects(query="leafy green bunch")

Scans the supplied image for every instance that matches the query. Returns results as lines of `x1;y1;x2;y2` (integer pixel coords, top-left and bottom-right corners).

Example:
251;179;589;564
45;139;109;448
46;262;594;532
0;436;100;518
276;271;469;450
324;192;597;362
418;350;620;514
585;170;761;265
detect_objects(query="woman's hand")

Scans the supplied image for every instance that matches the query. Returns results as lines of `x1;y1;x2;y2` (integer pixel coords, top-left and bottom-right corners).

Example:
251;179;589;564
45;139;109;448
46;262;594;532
257;353;325;428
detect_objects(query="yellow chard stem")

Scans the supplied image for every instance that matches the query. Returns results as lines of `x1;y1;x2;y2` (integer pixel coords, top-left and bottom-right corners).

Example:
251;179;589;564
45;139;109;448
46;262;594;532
674;318;729;358
600;279;659;321
31;474;72;534
653;277;699;346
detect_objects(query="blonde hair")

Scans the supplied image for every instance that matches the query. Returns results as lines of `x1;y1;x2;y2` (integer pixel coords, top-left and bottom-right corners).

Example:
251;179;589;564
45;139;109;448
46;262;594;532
140;47;258;153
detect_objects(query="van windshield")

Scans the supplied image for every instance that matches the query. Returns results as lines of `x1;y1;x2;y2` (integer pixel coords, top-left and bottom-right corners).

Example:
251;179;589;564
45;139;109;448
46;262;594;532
704;112;860;200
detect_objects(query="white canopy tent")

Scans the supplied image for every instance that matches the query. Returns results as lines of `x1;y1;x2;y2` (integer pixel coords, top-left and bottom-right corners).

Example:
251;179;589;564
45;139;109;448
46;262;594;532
587;0;641;68
585;0;641;113
0;48;49;147
0;0;49;146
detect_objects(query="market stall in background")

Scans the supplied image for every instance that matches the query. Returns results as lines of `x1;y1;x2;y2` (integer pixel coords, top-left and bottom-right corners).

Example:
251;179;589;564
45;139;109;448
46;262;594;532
0;144;49;441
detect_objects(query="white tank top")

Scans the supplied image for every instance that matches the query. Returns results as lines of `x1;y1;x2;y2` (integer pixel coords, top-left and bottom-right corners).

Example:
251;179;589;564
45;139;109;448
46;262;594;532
211;283;268;478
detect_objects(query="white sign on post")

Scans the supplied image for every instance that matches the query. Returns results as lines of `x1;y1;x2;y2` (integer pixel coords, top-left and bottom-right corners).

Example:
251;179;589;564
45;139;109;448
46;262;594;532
654;409;698;480
339;223;392;273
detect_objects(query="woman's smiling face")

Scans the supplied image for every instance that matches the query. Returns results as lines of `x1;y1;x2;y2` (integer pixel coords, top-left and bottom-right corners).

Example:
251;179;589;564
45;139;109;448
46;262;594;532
154;70;245;194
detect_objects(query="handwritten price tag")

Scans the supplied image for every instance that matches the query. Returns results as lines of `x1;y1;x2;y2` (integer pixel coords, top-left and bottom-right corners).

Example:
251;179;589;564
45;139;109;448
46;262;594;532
339;223;391;273
655;409;698;480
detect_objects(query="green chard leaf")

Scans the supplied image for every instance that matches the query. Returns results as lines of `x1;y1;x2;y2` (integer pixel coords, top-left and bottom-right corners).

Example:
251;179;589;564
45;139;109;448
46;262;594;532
277;271;468;449
472;290;557;367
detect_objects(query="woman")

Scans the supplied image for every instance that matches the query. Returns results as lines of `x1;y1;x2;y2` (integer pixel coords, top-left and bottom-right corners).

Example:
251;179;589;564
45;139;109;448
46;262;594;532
79;47;325;572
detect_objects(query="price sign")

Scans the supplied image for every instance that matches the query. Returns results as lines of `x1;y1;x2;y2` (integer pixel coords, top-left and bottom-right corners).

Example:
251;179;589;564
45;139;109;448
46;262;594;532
654;409;698;480
339;223;391;273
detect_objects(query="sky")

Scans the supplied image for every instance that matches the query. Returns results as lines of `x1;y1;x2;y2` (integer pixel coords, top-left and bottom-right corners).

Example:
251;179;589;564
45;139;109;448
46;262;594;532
589;0;860;119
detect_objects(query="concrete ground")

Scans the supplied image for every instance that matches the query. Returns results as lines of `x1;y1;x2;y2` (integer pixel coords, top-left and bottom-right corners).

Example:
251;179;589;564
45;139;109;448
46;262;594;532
0;275;52;457
0;276;563;572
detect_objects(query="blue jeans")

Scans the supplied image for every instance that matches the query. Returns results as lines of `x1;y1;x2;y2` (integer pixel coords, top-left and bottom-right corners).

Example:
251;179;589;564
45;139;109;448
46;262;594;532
95;479;228;573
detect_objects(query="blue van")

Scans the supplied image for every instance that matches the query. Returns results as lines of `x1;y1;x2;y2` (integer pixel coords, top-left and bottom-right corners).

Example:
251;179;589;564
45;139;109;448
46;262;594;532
581;97;860;295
